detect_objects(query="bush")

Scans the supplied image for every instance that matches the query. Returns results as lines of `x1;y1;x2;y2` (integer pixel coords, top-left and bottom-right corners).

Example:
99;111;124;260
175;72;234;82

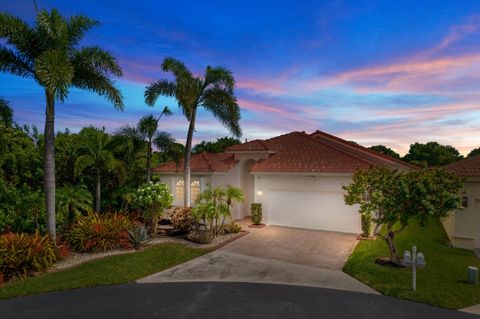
187;230;214;244
222;221;242;234
0;232;58;281
64;212;133;253
361;213;372;237
134;183;173;233
170;207;194;233
250;203;262;225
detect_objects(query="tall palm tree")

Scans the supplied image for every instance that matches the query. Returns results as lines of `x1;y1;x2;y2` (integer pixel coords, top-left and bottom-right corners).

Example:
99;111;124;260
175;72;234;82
137;106;171;183
0;10;123;239
145;58;241;206
75;127;125;213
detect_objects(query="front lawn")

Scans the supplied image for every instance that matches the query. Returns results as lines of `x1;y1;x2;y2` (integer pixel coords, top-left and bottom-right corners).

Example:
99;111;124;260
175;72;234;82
343;218;480;309
0;243;208;300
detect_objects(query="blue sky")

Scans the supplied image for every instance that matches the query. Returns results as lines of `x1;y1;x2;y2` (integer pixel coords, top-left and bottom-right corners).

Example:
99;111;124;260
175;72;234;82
1;0;480;154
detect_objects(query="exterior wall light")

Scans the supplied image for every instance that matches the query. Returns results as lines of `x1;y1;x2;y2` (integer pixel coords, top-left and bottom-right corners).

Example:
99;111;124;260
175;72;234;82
257;190;263;195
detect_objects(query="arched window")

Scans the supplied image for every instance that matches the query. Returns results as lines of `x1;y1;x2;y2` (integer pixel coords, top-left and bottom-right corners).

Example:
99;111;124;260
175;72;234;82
175;180;184;202
191;180;201;202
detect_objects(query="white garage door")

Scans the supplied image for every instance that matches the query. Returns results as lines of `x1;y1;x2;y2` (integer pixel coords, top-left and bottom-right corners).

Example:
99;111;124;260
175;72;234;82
267;190;360;233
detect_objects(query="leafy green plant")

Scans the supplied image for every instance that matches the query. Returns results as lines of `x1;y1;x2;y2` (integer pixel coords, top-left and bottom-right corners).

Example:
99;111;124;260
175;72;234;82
192;184;243;238
222;221;242;234
360;213;372;237
250;203;262;225
64;212;132;253
0;232;58;281
56;185;93;228
127;223;149;250
344;166;463;264
170;207;194;233
134;183;173;233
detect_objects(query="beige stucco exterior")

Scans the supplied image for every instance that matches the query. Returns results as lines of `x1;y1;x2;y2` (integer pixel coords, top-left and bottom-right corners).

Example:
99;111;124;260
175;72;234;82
442;178;480;250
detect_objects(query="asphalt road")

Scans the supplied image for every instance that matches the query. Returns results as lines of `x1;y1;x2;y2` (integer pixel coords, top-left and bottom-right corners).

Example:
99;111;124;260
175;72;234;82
0;282;477;319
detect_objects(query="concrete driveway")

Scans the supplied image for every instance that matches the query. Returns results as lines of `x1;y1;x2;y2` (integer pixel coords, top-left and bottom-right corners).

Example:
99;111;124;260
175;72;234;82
219;224;358;270
138;223;376;294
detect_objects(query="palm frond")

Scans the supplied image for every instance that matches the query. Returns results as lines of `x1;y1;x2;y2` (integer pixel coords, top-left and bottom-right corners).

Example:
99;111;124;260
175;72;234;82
71;46;122;77
154;131;175;152
35;49;74;101
161;57;192;80
0;98;13;127
36;9;68;47
144;79;176;106
202;88;242;137
204;66;235;91
137;114;158;139
72;68;124;109
67;15;99;46
0;12;36;56
0;46;34;77
74;154;95;177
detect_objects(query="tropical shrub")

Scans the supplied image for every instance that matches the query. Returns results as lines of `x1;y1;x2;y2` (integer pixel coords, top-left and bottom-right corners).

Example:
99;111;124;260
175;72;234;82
134;183;173;233
170;207;194;233
64;212;133;253
0;232;58;281
127;223;149;250
360;213;372;237
187;229;214;244
250;203;262;225
192;184;243;238
222;221;242;234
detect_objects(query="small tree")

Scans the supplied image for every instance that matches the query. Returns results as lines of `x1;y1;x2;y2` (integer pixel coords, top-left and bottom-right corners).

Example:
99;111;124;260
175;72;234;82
134;183;173;233
192;184;243;237
344;166;463;265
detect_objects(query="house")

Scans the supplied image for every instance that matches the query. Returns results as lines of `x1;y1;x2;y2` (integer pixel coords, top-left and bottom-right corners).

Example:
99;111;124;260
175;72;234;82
154;130;412;234
442;155;480;251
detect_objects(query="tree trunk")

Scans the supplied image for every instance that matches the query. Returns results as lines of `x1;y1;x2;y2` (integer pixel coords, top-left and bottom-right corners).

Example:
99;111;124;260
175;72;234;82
44;91;56;240
385;230;399;264
95;169;101;213
146;139;152;183
183;107;197;207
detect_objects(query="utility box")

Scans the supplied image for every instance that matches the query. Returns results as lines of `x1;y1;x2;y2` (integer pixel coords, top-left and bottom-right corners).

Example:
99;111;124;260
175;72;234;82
416;252;425;267
468;266;478;285
403;251;411;265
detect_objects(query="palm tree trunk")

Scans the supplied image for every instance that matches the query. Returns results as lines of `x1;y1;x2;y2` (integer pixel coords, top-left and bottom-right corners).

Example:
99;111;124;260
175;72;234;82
44;91;56;240
146;139;152;183
183;107;197;207
95;169;101;213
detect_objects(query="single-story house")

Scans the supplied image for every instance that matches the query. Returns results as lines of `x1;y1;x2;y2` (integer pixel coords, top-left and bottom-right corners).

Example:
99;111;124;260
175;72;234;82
154;130;412;234
442;155;480;251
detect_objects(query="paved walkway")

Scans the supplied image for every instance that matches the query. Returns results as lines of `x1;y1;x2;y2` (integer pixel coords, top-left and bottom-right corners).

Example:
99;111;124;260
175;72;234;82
1;283;477;319
138;222;376;294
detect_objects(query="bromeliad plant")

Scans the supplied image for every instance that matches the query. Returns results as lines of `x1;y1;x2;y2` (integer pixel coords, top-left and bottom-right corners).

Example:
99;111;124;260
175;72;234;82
64;212;132;253
0;232;58;282
192;184;243;237
133;183;173;233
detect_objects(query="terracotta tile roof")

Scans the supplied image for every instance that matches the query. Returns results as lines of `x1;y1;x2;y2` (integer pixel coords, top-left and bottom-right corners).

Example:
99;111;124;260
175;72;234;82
446;155;480;177
153;152;237;173
155;130;413;174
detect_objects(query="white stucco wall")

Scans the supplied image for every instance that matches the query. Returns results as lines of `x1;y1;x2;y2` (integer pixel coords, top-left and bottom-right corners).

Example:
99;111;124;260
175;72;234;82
252;174;361;234
442;180;480;250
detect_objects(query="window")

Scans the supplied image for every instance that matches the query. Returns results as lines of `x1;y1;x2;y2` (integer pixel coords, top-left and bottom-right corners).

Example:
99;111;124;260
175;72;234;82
175;179;201;203
191;180;201;202
175;180;184;202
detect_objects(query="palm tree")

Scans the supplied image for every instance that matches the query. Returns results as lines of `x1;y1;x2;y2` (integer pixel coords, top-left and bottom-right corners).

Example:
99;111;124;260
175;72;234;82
0;10;123;239
0;98;13;127
56;185;93;226
144;58;241;206
75;127;125;213
137;107;171;183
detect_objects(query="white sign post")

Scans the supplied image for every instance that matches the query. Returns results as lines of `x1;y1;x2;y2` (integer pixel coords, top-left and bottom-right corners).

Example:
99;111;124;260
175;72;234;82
412;246;417;291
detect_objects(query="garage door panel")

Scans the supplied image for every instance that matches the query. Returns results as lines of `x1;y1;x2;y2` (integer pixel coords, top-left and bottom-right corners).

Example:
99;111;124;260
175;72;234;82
267;190;360;233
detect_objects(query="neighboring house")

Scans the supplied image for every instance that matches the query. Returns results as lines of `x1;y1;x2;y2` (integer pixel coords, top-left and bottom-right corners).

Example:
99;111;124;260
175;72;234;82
154;130;412;234
443;155;480;251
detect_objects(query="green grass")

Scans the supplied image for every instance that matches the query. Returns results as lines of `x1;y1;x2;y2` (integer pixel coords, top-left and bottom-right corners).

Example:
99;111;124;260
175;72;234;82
343;218;480;309
0;243;208;300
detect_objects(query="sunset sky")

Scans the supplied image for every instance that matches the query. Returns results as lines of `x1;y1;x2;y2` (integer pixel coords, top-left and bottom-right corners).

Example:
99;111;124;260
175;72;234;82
1;0;480;155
